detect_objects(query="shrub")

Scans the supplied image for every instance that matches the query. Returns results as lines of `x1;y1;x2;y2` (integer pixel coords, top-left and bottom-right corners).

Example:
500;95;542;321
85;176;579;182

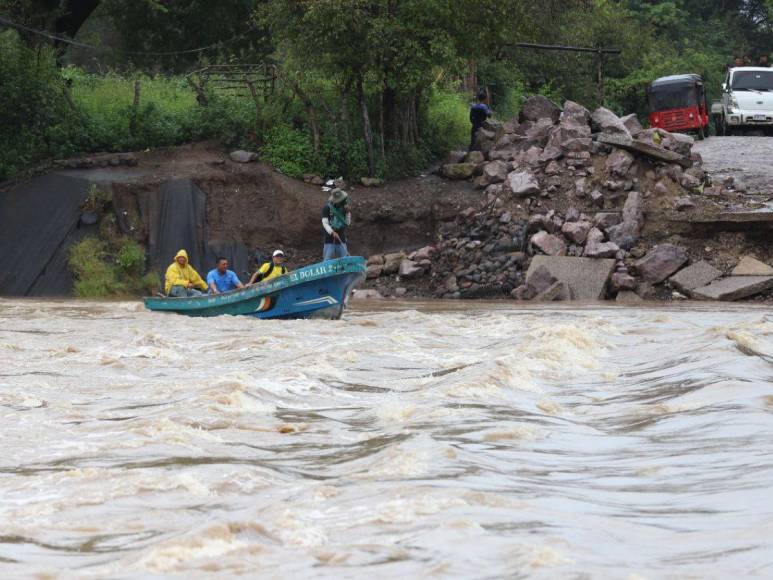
117;239;146;274
260;124;314;178
68;238;123;298
424;88;469;157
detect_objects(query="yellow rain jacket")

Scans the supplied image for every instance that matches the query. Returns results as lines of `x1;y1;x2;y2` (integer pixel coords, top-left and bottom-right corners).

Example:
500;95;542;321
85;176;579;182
164;249;208;294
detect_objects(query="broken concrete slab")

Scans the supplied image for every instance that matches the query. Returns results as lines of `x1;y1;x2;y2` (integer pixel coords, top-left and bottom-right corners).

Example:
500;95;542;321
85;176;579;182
526;255;615;300
692;276;773;301
534;281;567;302
731;256;773;276
598;133;690;167
668;260;723;293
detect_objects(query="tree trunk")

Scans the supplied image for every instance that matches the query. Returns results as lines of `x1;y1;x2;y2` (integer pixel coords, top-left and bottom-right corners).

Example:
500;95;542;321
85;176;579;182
358;77;376;177
379;87;386;167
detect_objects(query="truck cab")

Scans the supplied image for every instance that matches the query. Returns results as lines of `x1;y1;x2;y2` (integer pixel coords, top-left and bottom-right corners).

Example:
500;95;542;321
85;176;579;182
718;67;773;135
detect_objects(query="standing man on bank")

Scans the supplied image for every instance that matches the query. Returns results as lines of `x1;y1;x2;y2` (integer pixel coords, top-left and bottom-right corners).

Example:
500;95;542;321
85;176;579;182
322;188;351;261
469;90;492;151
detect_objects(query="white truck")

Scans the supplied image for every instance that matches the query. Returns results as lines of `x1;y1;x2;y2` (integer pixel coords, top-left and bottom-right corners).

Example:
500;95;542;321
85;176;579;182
713;67;773;135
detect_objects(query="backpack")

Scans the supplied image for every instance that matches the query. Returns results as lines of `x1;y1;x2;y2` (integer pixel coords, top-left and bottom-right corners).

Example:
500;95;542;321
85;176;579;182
255;262;287;282
327;202;348;231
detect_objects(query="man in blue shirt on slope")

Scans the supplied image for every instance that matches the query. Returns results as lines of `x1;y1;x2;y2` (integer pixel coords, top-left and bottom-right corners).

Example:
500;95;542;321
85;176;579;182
469;90;492;151
206;257;244;294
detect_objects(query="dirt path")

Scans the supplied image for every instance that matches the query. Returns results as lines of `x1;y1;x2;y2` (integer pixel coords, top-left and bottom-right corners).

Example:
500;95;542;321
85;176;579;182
694;136;773;196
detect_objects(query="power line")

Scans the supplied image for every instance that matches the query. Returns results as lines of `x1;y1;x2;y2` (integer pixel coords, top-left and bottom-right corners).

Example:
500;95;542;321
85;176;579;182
0;14;257;57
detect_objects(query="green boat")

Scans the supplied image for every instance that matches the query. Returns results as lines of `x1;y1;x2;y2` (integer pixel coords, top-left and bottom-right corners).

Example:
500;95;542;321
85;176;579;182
143;256;366;319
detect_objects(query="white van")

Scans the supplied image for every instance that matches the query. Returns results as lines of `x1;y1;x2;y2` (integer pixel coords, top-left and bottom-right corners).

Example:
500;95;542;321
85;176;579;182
716;67;773;135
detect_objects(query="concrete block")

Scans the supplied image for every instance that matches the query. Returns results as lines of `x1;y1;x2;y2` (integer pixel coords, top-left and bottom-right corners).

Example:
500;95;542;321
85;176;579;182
526;256;615;300
668;260;722;293
692;276;773;301
731;256;773;276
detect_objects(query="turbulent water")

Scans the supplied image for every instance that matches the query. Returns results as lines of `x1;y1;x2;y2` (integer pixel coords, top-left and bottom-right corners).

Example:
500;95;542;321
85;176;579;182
1;299;772;578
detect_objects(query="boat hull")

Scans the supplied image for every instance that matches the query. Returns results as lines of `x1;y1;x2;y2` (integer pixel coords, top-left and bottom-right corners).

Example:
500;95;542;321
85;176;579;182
143;257;365;320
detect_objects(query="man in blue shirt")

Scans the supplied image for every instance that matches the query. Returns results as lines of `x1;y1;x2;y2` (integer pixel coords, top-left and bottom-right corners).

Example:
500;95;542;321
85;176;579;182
469;90;492;151
206;257;244;294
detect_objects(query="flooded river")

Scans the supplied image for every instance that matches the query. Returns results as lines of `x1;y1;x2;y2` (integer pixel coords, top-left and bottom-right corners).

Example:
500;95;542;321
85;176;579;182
1;299;772;578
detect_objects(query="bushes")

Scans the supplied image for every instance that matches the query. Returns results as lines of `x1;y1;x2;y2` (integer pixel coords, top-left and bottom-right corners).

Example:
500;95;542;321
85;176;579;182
68;236;149;298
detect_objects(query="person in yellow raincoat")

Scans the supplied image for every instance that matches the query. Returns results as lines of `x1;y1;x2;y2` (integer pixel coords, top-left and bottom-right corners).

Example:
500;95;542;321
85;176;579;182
164;249;208;297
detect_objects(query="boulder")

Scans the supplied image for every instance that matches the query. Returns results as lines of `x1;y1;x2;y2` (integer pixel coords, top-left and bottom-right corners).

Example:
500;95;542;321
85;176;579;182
622;190;644;223
634;244;689;283
229;150;258;163
520;95;562;124
584;240;620;259
591;107;631;136
668;260;722;293
611;272;637;292
398;259;424;278
731;256;773;276
562;100;591;126
411;245;435;261
444;150;467;165
662;131;694;156
366;254;385;266
561;220;592;244
539;146;563;163
366;265;383;279
590;190;604;208
692;276;773;301
531;231;567;256
606;149;635;177
620;114;643;136
482;161;508;184
352;289;384;300
506;170;540;197
465;151;485;164
594;212;622;229
382;252;405;275
526;255;615;300
442;163;477;180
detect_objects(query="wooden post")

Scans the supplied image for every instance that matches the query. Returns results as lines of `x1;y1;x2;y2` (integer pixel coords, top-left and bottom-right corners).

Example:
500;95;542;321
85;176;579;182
597;49;605;106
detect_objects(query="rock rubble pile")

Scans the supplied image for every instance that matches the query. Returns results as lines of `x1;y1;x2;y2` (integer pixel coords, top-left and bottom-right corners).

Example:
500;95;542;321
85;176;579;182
363;96;773;302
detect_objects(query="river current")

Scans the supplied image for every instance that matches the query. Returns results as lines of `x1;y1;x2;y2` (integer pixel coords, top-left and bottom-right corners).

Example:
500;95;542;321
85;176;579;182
1;299;772;578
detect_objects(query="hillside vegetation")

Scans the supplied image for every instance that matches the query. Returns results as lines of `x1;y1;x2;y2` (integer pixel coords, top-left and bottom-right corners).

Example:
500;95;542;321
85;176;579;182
2;0;773;182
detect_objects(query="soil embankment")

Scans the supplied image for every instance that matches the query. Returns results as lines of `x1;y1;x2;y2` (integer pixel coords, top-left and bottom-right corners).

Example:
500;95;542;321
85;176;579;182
0;142;473;296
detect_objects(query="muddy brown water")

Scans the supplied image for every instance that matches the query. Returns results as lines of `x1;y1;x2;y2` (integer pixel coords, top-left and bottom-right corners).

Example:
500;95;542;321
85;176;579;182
1;299;772;578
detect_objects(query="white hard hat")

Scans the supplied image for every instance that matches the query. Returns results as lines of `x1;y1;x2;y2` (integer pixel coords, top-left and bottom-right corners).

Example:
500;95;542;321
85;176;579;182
272;249;285;257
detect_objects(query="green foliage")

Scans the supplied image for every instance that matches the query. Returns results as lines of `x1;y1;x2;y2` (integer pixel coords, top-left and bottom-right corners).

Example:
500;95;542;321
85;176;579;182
424;88;469;155
259;124;314;178
68;236;150;298
117;239;146;274
68;238;124;298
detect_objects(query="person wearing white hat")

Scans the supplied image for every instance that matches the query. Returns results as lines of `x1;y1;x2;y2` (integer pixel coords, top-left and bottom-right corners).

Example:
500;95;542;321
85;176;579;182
248;249;289;284
322;188;351;261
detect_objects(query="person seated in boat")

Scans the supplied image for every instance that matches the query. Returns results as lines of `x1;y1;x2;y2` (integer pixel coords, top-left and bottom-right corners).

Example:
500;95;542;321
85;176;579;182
206;256;244;295
164;249;208;297
248;249;288;284
322;188;351;261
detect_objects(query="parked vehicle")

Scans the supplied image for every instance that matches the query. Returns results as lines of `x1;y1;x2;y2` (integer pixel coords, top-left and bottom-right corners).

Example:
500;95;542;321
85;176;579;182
716;67;773;135
647;74;709;139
